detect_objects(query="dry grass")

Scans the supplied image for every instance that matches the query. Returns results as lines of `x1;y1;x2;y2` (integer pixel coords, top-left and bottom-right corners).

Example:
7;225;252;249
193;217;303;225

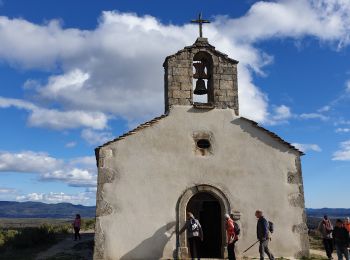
309;230;324;250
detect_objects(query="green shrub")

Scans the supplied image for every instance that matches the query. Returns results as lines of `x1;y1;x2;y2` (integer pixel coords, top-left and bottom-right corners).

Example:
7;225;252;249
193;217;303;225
49;223;71;234
81;218;95;230
0;229;19;250
11;225;56;249
309;229;323;250
0;233;5;247
0;222;78;254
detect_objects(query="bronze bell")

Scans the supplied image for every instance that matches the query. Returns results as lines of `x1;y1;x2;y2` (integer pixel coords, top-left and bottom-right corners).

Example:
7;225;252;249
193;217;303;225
193;62;207;79
194;79;207;95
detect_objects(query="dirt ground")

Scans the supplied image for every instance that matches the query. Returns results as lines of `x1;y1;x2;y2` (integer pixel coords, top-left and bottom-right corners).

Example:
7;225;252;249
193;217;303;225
34;232;340;260
35;230;94;260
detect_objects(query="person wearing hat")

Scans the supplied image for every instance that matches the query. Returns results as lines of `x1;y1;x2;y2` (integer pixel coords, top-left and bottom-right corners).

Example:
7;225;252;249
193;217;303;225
179;212;203;259
225;213;237;260
318;215;334;259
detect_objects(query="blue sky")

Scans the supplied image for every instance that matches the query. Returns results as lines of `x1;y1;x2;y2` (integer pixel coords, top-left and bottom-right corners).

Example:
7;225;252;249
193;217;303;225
0;0;349;207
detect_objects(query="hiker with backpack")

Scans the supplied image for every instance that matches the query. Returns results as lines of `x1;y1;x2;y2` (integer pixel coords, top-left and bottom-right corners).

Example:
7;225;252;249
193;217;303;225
255;210;274;260
332;219;349;260
225;213;239;260
318;215;334;259
179;212;203;259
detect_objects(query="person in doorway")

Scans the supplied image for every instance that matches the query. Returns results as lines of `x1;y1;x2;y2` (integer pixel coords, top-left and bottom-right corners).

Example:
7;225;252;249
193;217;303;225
318;215;334;259
344;217;350;233
73;214;81;241
255;210;274;260
179;212;203;259
225;214;237;260
333;219;349;260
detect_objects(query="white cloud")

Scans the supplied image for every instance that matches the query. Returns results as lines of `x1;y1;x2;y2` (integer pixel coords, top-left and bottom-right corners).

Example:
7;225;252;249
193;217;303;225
292;143;322;152
41;168;95;187
85;187;97;193
1;187;76;204
0;1;349;129
218;0;350;46
318;105;331;113
16;191;93;205
0;187;18;201
0;151;96;187
266;105;293;125
0;151;62;173
273;105;292;120
69;156;96;167
299;113;329;121
336;119;350;126
335;128;350;133
332;140;350;161
0;17;87;69
65;141;77;148
316;79;350;114
0;187;16;194
346;80;350;92
39;69;90;96
0;96;36;110
28;108;108;130
81;129;113;146
23;79;40;90
0;96;108;130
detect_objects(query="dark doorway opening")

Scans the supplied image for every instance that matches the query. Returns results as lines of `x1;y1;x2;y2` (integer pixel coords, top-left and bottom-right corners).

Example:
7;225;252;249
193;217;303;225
186;192;222;258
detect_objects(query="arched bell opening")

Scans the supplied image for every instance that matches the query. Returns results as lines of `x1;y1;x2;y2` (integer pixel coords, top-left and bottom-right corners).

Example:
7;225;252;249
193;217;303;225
192;52;213;104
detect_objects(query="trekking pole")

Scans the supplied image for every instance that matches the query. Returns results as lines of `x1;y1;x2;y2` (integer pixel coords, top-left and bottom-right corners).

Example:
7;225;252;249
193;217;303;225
242;240;259;253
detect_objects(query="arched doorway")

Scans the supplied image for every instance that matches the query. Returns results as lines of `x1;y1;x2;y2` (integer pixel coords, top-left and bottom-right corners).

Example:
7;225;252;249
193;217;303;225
187;192;222;258
176;184;231;259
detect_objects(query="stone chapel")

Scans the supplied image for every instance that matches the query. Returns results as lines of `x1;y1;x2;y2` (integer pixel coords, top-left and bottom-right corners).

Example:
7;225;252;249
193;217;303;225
94;33;309;259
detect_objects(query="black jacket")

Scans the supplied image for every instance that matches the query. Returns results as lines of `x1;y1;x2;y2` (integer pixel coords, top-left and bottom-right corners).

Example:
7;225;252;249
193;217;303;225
257;217;269;241
333;226;350;247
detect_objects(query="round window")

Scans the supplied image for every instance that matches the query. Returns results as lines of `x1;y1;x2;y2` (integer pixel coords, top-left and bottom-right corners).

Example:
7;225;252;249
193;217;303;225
196;139;211;149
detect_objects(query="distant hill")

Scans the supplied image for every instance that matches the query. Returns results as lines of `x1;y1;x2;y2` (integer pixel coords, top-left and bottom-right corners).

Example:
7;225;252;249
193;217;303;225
306;208;350;229
0;201;96;218
306;208;350;218
0;201;349;220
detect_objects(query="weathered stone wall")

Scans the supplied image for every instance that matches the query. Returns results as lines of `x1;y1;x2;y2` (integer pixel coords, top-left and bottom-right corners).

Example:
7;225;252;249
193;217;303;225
94;106;309;260
291;157;310;257
164;38;239;115
164;51;193;108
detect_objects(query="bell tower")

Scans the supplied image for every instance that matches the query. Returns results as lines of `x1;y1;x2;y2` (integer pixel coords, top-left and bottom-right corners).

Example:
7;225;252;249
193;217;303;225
163;23;239;115
163;13;238;114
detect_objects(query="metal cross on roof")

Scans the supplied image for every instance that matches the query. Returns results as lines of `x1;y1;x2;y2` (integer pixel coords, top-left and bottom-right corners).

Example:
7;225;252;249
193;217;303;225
191;13;210;38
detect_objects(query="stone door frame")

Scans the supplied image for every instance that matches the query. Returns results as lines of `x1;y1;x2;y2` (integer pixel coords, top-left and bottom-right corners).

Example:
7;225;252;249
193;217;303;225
176;184;231;258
